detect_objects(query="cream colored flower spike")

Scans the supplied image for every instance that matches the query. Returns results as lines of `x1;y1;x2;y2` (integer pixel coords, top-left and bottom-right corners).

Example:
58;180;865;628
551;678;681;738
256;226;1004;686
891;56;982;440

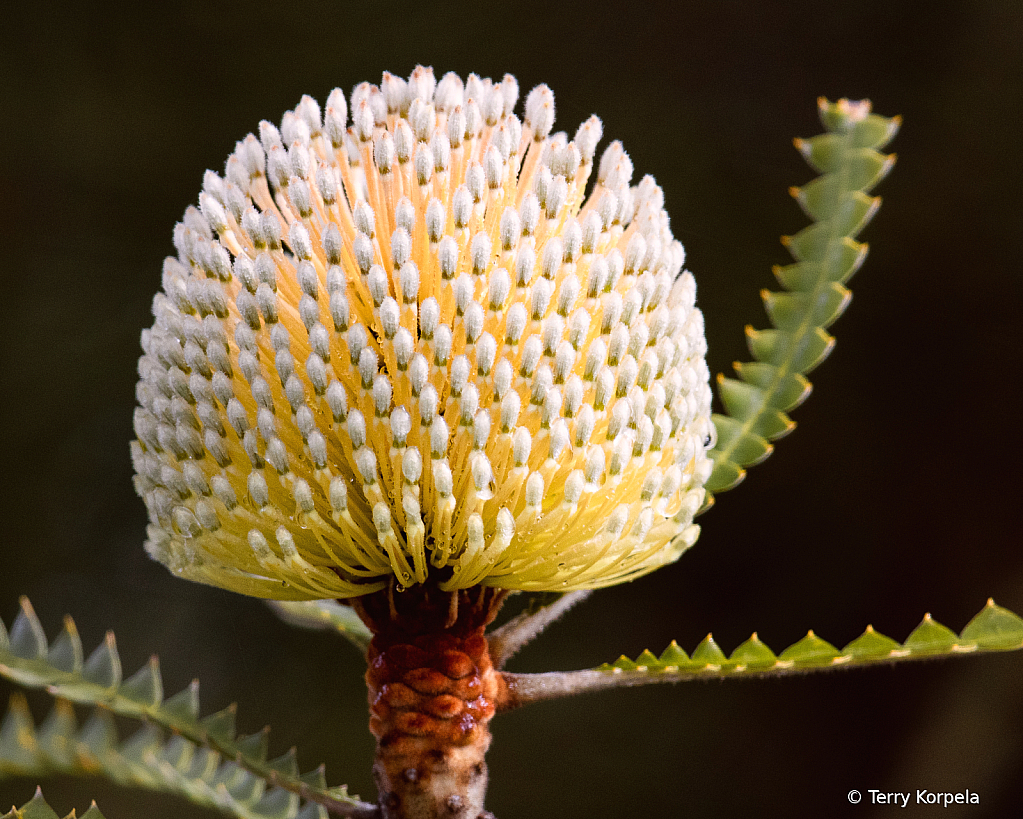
131;67;714;601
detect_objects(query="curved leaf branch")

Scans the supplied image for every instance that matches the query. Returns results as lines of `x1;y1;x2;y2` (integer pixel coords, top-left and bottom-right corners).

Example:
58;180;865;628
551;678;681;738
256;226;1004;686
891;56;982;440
706;98;901;500
0;694;331;819
2;787;106;819
0;598;378;819
498;600;1023;708
266;600;372;654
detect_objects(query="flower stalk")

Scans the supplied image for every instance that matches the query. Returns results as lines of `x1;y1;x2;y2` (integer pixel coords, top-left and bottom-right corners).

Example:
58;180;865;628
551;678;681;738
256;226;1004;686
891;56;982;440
353;584;508;819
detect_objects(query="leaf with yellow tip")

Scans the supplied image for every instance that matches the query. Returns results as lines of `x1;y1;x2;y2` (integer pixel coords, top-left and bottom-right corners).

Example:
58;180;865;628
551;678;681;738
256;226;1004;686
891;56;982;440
707;99;899;499
572;600;1023;690
778;631;840;667
729;634;777;668
690;634;727;665
0;599;374;818
2;788;62;819
960;599;1023;651
0;789;106;819
903;614;960;654
842;625;901;660
657;641;689;666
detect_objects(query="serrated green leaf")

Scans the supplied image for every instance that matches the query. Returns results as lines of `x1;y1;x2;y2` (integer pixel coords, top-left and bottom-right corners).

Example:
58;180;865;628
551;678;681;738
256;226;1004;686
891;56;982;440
0;694;38;773
708;101;897;503
761;283;851;333
77;709;118;760
771;261;819;292
224;766;266;802
778;631;840;667
119;657;164;708
794;133;842;174
0;601;375;819
7;790;61;819
657;641;689;666
717;426;772;467
746;327;835;373
236;728;271;764
733;362;811;413
729;634;777;668
268;747;299;778
81;634;121;691
159;732;194;769
46;618;83;675
845;148;896;190
299;765;328;790
707;404;769;466
690;635;727;665
821;238;869;284
9;599;47;661
705;456;746;494
161;680;201;724
842;626;902;660
846;112;901;150
903;614;960;654
580;601;1023;695
182;745;221;782
716;378;764;422
36;700;78;770
251;787;299;819
118;722;163;764
960;599;1023;650
794;181;879;236
201;703;238;745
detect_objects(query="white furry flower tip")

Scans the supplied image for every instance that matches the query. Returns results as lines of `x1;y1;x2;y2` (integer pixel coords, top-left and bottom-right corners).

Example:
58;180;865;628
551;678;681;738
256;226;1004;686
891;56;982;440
131;66;714;601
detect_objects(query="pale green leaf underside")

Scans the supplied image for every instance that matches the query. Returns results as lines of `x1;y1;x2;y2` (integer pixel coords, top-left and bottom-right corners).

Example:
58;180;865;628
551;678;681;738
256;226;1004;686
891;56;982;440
265;600;371;653
0;598;373;818
706;98;901;499
2;787;106;819
597;599;1023;679
0;694;328;819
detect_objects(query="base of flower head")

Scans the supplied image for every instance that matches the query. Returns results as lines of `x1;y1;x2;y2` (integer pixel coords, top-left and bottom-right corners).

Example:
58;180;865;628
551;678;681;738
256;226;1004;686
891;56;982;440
353;583;508;819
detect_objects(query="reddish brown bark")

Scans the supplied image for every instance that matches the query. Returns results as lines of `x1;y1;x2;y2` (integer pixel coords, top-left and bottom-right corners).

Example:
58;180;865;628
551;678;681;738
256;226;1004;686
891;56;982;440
353;584;508;819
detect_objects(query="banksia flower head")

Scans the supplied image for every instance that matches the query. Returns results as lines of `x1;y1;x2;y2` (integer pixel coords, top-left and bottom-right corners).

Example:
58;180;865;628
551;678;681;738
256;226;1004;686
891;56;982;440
132;66;714;602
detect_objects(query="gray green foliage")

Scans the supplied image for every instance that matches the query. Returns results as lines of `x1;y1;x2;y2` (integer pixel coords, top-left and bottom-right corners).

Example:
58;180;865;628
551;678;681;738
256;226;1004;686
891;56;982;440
2;788;106;819
596;599;1023;679
706;99;900;498
263;601;371;654
0;693;324;819
0;599;373;819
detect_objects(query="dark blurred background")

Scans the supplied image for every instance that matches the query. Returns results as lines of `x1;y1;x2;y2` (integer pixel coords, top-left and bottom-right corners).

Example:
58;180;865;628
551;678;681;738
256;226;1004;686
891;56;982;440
2;1;1022;817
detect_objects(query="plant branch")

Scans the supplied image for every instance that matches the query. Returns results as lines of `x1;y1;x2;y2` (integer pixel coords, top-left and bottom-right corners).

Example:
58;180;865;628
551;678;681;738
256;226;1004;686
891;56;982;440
0;597;378;818
488;591;592;669
705;98;900;502
497;600;1023;708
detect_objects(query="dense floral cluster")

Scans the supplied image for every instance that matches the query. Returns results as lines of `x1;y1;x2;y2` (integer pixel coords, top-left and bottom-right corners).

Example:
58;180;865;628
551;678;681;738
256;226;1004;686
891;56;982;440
131;67;714;600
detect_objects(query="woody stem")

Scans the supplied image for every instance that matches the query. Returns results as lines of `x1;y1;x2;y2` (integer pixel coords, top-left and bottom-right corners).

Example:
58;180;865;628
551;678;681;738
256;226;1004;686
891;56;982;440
352;583;508;819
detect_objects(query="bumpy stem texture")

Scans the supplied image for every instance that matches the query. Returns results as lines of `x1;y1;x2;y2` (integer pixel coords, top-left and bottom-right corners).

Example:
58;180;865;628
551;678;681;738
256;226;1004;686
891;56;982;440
354;585;507;819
